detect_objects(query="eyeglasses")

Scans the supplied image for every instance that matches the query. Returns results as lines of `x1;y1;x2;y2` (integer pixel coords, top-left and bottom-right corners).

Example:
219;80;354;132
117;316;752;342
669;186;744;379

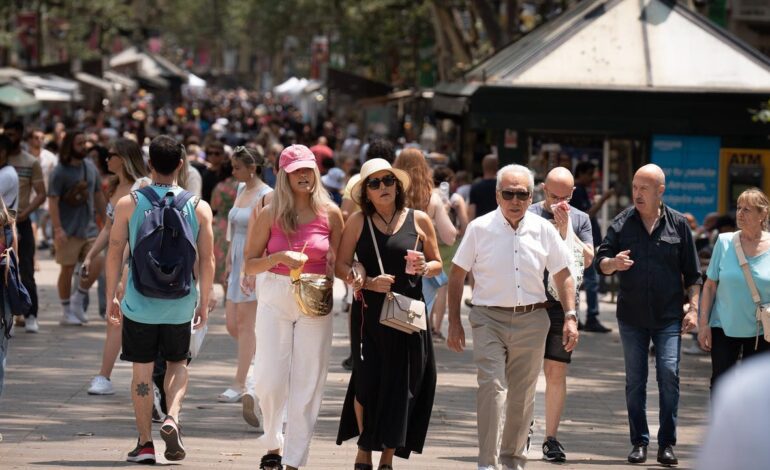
206;150;223;156
366;175;397;190
108;152;121;158
499;190;531;201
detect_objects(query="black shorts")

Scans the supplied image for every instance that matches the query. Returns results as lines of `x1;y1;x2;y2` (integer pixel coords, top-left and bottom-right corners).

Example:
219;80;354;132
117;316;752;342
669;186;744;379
120;315;191;364
544;308;572;364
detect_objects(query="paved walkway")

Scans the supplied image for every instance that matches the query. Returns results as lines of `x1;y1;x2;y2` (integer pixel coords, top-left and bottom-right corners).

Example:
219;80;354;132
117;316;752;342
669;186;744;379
0;254;712;469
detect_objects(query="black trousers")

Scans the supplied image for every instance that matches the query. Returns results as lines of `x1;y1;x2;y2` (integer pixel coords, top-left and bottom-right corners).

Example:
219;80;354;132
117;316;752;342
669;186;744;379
710;327;770;389
16;219;38;318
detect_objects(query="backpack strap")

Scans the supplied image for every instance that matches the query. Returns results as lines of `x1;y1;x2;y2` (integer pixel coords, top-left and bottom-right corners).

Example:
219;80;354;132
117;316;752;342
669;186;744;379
172;190;195;211
137;186;163;207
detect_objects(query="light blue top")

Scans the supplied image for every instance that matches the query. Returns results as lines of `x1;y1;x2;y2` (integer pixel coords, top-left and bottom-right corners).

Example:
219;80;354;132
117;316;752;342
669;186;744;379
707;232;770;338
121;184;200;325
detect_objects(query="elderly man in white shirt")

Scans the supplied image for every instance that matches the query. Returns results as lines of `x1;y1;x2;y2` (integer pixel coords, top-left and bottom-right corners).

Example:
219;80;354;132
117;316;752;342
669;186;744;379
447;164;579;470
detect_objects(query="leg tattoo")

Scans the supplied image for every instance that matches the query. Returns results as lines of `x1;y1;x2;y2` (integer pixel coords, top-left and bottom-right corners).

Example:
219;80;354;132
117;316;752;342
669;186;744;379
136;382;150;397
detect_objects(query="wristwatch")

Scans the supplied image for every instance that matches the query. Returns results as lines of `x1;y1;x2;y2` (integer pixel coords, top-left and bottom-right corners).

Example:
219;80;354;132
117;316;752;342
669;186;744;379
564;310;578;320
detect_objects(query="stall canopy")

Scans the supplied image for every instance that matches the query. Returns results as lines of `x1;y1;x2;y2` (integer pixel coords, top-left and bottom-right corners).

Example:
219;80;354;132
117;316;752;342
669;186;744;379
0;84;40;114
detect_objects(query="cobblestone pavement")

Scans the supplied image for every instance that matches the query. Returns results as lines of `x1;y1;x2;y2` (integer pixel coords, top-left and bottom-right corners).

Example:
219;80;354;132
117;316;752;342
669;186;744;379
0;254;711;469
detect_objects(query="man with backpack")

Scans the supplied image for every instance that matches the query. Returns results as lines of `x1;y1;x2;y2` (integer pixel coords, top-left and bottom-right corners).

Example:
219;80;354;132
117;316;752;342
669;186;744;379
105;135;214;465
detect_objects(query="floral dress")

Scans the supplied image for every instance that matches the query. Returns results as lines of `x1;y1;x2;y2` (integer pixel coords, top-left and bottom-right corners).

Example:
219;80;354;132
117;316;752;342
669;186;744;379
210;177;239;285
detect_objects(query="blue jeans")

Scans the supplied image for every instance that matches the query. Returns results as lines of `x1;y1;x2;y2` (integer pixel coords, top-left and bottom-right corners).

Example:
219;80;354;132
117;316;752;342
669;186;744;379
422;270;449;319
618;319;681;447
582;264;599;320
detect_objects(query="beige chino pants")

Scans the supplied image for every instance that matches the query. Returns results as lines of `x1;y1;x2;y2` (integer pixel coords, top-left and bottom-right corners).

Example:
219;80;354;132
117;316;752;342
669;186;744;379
469;306;550;470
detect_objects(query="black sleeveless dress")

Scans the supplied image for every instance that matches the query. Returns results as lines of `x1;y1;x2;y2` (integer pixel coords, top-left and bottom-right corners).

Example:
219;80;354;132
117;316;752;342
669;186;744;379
336;210;437;458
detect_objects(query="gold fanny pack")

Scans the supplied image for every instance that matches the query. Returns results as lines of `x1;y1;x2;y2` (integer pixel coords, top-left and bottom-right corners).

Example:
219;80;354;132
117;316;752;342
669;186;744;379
291;269;333;317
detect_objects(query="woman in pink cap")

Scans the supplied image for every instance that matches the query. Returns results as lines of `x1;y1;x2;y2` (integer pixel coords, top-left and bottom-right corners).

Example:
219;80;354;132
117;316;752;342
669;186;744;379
243;144;344;470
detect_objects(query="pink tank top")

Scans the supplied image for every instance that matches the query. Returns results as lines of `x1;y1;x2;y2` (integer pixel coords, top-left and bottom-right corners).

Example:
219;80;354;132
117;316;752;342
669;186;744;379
267;213;330;276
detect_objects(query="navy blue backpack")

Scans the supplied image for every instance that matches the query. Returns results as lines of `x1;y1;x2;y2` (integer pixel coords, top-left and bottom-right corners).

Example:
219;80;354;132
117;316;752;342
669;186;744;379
131;187;197;299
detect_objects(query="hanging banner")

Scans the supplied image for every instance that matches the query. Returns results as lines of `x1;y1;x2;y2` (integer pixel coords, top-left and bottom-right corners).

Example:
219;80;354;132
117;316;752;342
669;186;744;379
651;135;720;224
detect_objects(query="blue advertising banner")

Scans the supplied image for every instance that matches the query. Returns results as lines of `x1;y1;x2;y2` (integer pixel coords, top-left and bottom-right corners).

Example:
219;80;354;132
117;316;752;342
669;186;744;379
651;135;721;224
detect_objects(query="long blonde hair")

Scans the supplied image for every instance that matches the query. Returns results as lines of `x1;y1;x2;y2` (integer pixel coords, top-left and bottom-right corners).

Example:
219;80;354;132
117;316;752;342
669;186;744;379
0;196;13;227
271;166;332;234
394;148;432;211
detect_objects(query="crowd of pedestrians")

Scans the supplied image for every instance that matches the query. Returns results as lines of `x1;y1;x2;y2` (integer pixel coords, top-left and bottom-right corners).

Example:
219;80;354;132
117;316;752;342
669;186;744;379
0;90;768;470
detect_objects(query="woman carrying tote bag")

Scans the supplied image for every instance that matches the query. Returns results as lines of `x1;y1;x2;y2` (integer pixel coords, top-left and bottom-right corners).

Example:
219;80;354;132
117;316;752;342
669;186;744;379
698;187;770;388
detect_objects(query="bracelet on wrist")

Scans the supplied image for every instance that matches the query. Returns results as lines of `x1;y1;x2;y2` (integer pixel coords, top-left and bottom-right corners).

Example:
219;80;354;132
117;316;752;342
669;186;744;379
564;310;578;320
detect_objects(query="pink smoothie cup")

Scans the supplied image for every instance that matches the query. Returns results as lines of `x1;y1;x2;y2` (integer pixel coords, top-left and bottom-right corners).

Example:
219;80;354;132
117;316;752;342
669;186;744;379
405;250;422;274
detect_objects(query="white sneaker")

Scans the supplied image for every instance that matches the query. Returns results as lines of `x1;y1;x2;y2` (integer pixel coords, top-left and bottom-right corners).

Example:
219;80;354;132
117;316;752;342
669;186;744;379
242;392;262;428
152;384;166;423
87;375;115;395
70;292;89;324
59;312;83;326
25;317;39;333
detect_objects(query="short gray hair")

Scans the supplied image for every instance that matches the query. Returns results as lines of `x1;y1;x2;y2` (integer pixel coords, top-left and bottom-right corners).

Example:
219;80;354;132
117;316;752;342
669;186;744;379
497;164;535;194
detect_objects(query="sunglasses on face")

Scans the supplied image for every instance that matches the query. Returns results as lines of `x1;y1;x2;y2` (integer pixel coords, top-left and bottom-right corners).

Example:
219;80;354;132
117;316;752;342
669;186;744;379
366;175;397;190
108;152;121;158
499;189;531;201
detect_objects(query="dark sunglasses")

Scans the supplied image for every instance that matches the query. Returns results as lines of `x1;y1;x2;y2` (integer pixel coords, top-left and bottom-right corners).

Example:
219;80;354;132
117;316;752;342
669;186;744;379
108;152;121;158
366;175;397;190
499;189;531;201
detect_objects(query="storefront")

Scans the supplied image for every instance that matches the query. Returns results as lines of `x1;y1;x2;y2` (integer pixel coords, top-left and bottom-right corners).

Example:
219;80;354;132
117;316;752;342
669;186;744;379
433;0;770;228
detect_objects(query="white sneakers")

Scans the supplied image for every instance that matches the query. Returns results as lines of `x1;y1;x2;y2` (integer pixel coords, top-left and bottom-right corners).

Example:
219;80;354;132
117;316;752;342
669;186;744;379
87;375;115;395
59;311;83;326
242;392;262;428
24;317;39;333
69;290;89;324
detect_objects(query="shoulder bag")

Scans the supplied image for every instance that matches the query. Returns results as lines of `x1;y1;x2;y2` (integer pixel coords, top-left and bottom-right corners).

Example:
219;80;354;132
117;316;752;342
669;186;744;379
287;231;333;317
62;163;89;206
366;216;426;334
0;225;32;317
733;231;770;349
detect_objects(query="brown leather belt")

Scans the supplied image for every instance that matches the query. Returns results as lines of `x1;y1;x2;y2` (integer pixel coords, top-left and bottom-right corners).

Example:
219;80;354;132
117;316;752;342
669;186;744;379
489;302;550;313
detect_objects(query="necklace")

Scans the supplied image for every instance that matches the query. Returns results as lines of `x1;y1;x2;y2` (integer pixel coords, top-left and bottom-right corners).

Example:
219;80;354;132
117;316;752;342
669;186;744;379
376;209;399;234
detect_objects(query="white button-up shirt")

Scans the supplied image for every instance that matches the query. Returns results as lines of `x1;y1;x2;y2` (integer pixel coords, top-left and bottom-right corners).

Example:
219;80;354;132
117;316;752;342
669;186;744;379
453;208;571;308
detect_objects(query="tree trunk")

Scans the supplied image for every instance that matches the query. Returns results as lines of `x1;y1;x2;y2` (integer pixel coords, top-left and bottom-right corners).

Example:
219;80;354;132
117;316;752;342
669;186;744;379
505;0;520;43
470;0;503;51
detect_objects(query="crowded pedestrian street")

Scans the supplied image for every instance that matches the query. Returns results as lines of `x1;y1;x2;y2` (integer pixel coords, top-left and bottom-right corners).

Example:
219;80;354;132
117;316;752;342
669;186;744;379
0;253;712;469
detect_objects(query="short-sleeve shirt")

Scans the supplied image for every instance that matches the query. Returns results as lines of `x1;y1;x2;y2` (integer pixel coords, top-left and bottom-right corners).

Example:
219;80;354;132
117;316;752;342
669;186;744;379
8;150;43;212
707;233;770;338
48;160;101;239
0;165;19;212
121;184;201;325
469;178;498;218
453;208;571;307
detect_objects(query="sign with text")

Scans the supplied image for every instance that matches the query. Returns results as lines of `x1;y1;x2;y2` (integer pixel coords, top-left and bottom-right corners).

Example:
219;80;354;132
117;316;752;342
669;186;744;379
651;135;720;224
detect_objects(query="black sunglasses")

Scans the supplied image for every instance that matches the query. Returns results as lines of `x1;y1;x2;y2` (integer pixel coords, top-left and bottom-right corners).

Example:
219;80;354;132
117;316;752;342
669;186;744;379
366;175;397;190
499;189;531;201
108;152;121;158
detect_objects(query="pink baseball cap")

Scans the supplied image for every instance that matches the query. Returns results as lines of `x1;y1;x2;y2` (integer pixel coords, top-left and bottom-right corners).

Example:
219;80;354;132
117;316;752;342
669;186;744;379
279;144;317;173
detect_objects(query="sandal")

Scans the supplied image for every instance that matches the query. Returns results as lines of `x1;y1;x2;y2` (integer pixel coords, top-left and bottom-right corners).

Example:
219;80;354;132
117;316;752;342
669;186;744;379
354;464;373;470
378;465;393;470
260;453;283;469
218;387;244;403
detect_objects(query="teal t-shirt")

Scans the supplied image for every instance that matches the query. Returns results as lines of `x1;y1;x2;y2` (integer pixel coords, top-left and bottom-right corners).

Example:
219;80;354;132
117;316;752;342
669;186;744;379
121;184;200;325
707;232;770;338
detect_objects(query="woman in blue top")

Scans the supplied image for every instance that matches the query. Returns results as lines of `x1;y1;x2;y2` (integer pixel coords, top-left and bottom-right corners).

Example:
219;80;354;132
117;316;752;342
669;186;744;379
699;188;770;388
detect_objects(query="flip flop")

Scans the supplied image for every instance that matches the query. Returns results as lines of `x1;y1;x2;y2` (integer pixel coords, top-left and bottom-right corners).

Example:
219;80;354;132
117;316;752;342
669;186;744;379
217;387;244;403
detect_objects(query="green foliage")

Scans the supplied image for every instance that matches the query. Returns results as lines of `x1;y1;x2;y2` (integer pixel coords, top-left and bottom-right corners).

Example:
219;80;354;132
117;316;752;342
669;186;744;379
749;99;770;124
